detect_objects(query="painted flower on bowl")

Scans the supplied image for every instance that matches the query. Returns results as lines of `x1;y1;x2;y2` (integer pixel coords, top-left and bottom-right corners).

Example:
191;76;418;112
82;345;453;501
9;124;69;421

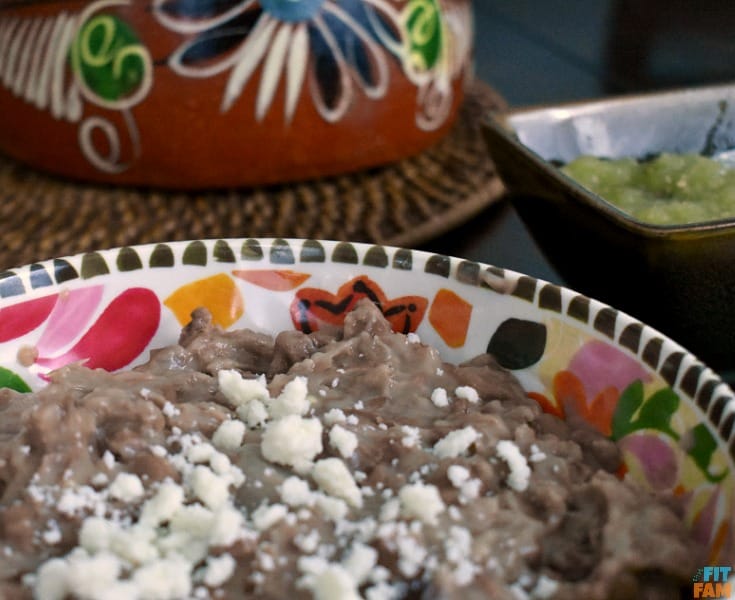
154;0;471;128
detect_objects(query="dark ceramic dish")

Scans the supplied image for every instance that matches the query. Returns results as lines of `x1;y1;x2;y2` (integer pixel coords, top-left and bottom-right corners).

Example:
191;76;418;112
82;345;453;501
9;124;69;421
482;84;735;374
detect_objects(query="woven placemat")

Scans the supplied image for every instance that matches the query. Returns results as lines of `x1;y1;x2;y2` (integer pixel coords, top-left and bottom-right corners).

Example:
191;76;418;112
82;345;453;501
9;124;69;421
0;80;506;270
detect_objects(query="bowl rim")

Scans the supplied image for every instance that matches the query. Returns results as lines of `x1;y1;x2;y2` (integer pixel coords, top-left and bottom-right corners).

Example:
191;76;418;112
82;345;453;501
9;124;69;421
484;84;735;239
1;237;733;400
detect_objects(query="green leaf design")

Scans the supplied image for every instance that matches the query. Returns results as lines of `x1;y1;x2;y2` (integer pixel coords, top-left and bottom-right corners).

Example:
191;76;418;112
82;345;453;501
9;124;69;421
70;13;148;102
635;388;680;439
612;382;679;441
0;367;31;393
611;380;645;441
405;0;443;72
613;383;728;483
686;423;728;483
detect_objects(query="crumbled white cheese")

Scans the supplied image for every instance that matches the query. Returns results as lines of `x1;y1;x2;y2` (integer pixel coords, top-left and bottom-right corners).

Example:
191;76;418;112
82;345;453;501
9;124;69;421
170;504;215;538
312;458;363;509
102;450;116;470
406;332;421;344
379;498;401;522
323;408;346;425
108;473;144;503
42;521;62;546
188;465;230;510
433;426;479;459
218;370;269;407
237;399;269;429
162;401;180;417
261;415;323;473
430;388;449;408
140;481;185;526
447;465;470;487
132;555;193;598
252;503;289;531
496;440;531;492
279;476;316;508
529;444;547;463
396;534;428;578
35;557;72;600
445;526;478;586
398;482;445;526
294;530;321;553
212;419;246;451
531;575;559;599
329;425;358;458
459;479;481;503
400;426;421;448
315;495;349;522
269;376;312;418
208;505;247;547
366;581;403;600
455;385;480;403
186;442;215;464
203;553;236;587
310;564;362;600
343;542;378;584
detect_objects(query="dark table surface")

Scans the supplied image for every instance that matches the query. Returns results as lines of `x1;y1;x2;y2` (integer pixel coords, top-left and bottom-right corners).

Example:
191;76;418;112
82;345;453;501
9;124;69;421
422;0;735;286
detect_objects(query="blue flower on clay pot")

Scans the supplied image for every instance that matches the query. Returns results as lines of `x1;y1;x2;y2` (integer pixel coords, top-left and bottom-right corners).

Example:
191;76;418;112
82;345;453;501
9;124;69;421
153;0;401;123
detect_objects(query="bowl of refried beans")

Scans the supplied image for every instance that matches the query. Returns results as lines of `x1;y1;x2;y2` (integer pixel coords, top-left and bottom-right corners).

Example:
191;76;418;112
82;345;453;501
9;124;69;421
0;238;733;599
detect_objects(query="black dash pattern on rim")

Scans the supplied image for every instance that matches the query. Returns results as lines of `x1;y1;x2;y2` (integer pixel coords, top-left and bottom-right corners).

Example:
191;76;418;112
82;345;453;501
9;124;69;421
29;264;53;289
117;247;143;272
566;295;590;323
363;245;389;269
593;307;618;339
512;276;536;302
457;261;481;286
538;284;562;312
619;323;643;354
660;352;685;387
332;242;359;264
392;248;413;271
425;254;450;278
53;259;78;283
696;379;718;413
213;240;236;263
81;252;110;279
241;239;264;261
300;240;326;263
150;244;175;268
183;241;208;266
0;271;24;298
269;239;295;264
680;364;705;399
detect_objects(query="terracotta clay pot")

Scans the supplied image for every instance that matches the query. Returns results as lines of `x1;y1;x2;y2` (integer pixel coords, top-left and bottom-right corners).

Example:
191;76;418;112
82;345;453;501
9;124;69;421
0;0;474;188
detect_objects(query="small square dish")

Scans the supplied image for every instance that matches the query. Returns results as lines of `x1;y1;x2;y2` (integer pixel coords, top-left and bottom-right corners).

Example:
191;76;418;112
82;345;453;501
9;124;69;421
481;84;735;373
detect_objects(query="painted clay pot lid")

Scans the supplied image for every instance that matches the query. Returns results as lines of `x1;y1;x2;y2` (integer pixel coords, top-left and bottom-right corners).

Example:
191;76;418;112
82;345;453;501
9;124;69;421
0;0;474;188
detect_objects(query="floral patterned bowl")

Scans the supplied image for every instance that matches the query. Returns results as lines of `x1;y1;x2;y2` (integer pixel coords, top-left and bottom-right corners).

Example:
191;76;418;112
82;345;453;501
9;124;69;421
0;0;473;188
0;237;734;567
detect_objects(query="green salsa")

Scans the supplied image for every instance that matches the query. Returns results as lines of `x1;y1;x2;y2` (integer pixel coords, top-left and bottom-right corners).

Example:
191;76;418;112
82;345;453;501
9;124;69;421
561;153;735;225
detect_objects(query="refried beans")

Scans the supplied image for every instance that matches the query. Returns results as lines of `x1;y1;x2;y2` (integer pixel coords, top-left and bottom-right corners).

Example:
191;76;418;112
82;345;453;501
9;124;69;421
0;299;703;599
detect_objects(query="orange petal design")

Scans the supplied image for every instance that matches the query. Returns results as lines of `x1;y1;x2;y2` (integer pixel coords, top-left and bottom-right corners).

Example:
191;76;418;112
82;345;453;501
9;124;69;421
429;288;472;348
553;370;587;416
164;274;244;328
587;386;618;437
528;391;565;419
233;269;311;291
